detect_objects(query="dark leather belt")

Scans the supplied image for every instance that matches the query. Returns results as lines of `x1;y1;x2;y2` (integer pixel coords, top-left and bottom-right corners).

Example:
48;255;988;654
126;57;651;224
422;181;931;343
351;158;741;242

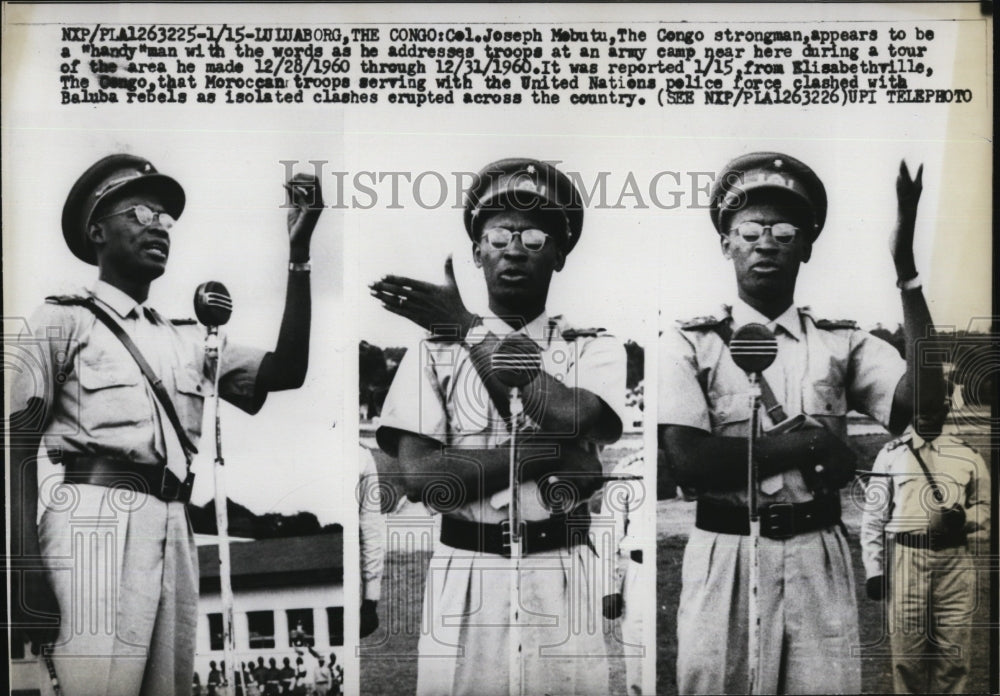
61;455;194;504
440;510;591;557
696;496;841;539
895;531;965;550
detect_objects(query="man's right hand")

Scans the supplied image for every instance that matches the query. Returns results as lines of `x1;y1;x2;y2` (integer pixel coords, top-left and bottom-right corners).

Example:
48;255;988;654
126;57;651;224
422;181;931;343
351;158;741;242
10;564;60;653
794;425;858;494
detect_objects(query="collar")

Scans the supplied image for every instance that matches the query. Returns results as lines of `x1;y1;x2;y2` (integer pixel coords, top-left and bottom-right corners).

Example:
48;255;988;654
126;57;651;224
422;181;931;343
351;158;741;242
91;280;159;322
731;299;803;341
479;309;553;349
908;429;942;453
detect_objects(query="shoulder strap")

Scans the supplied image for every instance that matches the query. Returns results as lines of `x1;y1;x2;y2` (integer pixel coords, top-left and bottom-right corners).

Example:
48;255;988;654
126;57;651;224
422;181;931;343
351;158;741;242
710;320;788;423
906;439;945;504
65;296;199;458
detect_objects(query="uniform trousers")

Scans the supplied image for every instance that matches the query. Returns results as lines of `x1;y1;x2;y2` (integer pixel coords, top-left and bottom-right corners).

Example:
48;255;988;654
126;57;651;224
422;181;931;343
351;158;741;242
38;483;199;696
415;542;609;696
620;557;644;696
889;541;974;694
676;526;860;694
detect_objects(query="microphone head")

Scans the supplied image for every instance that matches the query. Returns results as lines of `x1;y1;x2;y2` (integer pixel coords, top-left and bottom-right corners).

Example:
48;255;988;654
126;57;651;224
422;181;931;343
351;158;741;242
194;281;233;327
491;334;542;388
729;323;778;374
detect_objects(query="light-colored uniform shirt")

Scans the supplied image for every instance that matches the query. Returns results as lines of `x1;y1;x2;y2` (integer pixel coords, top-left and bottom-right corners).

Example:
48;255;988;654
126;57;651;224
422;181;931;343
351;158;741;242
10;281;266;484
658;301;905;504
377;310;627;523
359;447;386;601
860;428;990;579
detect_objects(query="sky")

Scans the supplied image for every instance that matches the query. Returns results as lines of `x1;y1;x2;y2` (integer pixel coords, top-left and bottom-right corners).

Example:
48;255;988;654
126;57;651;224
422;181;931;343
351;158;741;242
4;3;993;528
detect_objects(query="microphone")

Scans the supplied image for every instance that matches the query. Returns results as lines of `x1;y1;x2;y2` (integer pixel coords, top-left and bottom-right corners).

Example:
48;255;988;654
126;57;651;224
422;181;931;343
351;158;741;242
194;281;233;328
491;334;542;388
729;323;778;375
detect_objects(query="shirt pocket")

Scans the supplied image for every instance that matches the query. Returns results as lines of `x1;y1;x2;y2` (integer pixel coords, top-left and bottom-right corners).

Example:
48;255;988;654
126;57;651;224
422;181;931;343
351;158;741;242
173;365;207;443
708;390;752;433
804;382;848;417
78;357;150;430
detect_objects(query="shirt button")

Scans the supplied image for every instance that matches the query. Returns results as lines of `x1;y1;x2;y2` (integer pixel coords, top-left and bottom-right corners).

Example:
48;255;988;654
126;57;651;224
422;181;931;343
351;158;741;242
539;532;547;538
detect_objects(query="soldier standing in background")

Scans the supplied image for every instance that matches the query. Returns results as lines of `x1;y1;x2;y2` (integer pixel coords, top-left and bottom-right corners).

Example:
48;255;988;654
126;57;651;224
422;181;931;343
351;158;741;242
861;401;990;694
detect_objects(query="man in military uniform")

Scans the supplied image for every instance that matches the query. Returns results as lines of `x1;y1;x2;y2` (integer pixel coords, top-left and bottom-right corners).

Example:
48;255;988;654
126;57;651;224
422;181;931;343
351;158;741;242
9;153;323;695
861;403;990;694
371;158;627;695
658;152;945;694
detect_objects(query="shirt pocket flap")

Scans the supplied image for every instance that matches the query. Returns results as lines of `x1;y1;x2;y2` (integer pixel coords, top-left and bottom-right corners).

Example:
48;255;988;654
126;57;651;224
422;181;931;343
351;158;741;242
806;383;848;416
711;391;752;428
174;365;206;398
79;358;141;390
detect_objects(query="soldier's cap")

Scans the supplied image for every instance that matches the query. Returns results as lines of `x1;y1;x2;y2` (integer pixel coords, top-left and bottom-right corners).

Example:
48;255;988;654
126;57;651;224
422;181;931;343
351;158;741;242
709;152;827;241
464;158;584;254
62;153;186;265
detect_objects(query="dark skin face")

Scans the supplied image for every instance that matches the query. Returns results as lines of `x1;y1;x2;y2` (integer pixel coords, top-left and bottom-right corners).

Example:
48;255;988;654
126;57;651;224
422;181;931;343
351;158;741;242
473;208;566;323
720;200;813;319
87;190;174;303
914;403;948;440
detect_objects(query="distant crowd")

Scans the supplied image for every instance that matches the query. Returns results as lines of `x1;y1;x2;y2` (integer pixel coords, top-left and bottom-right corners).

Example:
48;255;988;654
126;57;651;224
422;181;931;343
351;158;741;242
192;652;344;696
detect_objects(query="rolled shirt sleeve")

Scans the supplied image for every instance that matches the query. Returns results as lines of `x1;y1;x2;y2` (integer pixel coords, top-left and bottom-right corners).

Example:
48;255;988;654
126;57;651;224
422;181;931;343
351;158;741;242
658;326;711;431
376;343;450;456
8;304;66;428
860;446;894;580
847;330;906;429
215;335;268;415
574;334;628;440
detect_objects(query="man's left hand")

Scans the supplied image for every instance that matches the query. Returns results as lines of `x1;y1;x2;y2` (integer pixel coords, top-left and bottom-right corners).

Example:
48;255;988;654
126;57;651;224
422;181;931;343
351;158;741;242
285;172;324;262
889;160;922;279
370;256;479;340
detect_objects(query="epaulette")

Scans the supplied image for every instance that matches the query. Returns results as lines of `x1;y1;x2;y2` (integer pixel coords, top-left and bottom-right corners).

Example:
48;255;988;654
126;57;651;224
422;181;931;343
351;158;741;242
45;293;88;305
561;327;607;340
170;318;197;326
800;307;858;330
884;433;913;451
549;315;608;341
944;434;980;455
679;314;729;331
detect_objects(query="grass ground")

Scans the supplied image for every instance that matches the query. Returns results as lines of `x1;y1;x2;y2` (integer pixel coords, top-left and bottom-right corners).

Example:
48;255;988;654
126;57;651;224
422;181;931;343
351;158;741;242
360;550;628;696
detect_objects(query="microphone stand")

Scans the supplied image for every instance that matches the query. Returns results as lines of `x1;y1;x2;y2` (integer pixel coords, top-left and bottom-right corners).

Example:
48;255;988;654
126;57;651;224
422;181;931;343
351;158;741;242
746;371;763;696
207;326;237;696
507;384;524;696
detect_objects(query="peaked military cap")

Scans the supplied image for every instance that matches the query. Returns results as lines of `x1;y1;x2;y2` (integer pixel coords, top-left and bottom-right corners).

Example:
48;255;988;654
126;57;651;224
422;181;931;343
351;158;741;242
464;158;584;253
709;152;827;241
62;154;186;265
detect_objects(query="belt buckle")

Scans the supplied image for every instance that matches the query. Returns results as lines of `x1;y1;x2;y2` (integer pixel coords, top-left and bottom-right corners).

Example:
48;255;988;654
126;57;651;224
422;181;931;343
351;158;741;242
763;503;795;539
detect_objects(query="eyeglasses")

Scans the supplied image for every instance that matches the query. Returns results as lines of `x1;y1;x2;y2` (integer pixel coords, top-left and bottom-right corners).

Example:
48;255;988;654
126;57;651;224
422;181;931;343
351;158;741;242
729;222;799;245
94;205;175;230
482;227;550;252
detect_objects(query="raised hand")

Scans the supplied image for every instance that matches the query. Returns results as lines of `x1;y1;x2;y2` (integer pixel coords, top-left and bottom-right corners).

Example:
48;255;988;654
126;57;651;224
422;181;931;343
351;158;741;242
890;160;923;280
284;172;324;262
370;256;479;341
